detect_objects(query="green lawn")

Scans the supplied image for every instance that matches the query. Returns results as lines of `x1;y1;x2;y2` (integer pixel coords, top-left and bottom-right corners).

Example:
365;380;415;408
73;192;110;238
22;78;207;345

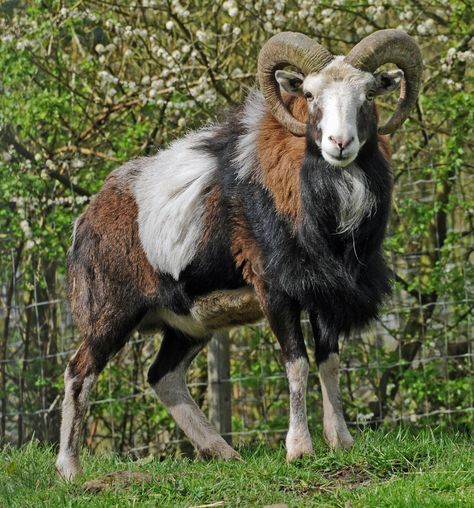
1;428;472;507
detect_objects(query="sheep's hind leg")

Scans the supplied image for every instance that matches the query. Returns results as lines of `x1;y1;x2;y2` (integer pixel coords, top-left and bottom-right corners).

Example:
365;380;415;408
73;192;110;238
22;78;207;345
56;311;143;480
148;327;240;460
55;342;100;480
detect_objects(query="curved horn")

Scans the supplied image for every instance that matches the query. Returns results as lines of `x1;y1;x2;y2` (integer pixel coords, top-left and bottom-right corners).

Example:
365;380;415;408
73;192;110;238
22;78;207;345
345;29;422;135
258;32;333;137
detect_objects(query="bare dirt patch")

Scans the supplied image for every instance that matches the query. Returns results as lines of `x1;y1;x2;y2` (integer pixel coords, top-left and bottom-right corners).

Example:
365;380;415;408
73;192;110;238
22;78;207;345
279;464;372;497
325;465;372;488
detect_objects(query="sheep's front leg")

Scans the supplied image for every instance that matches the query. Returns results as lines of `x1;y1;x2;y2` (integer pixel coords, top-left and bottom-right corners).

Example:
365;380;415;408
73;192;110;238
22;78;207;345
265;293;313;462
318;353;354;449
285;355;313;462
310;315;354;449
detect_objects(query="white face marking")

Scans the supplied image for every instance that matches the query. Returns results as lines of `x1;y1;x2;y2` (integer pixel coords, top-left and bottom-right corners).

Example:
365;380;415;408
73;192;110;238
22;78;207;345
303;58;375;168
133;129;217;280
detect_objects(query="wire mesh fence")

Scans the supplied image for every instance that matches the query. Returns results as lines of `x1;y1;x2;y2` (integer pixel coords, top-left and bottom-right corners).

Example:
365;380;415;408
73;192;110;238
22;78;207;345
1;241;473;457
1;0;473;462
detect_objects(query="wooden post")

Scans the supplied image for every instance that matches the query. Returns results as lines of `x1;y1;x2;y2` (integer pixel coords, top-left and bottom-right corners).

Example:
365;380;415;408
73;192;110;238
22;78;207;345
207;331;232;445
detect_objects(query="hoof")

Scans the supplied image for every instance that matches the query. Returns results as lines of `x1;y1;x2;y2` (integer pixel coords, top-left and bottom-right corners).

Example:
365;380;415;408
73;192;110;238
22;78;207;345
199;441;242;461
286;445;313;463
56;456;82;481
323;424;354;450
222;448;243;461
286;432;313;462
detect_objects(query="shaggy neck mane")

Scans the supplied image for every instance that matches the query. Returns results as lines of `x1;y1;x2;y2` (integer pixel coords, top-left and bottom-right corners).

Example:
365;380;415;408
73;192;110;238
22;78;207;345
256;96;307;220
254;95;392;232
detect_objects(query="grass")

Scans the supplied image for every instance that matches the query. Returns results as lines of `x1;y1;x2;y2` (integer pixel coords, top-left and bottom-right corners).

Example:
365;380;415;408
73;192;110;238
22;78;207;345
1;428;473;507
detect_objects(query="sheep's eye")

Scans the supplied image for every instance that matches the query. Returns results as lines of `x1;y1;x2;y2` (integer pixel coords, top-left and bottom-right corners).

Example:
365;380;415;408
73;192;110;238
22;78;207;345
366;90;375;101
304;91;313;101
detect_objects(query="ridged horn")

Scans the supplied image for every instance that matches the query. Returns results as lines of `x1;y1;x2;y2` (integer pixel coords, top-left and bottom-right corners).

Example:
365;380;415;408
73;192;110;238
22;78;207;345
345;29;423;134
257;32;333;136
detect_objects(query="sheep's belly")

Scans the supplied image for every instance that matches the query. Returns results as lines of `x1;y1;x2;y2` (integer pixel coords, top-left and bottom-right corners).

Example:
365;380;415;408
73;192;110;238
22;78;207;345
138;287;264;338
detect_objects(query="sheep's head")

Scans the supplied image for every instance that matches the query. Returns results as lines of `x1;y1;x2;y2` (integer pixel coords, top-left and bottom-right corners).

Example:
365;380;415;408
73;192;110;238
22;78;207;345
258;30;422;168
275;60;403;167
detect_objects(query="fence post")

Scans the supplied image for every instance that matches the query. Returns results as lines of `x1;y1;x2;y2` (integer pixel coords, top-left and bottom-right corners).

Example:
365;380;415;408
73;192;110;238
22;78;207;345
207;331;232;445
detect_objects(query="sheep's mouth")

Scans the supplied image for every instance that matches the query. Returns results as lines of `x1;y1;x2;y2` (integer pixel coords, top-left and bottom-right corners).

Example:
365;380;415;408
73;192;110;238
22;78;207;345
322;150;356;168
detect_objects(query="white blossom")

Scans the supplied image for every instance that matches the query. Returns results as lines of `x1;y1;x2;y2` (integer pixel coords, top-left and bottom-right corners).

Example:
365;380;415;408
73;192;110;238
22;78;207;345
458;50;474;63
196;30;209;43
20;220;32;238
223;0;238;17
231;67;243;78
151;79;164;90
264;22;273;32
72;158;85;169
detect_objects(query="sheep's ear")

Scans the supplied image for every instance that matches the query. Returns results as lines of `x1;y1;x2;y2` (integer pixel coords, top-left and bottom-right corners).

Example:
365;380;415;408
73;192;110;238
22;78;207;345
374;69;404;96
275;70;305;96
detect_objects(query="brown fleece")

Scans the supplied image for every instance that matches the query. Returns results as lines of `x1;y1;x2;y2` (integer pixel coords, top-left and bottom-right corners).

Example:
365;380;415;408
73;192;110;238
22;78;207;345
257;96;307;219
190;288;264;329
68;176;157;341
68;341;95;378
231;202;268;310
200;183;222;249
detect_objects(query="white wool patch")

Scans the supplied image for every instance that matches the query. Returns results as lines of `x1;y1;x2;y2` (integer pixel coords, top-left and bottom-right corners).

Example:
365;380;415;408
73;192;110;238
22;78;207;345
134;129;217;279
335;164;376;234
234;90;267;182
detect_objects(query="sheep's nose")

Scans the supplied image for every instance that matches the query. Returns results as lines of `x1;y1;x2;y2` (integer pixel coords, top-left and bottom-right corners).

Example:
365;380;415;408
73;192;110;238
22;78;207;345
328;136;354;150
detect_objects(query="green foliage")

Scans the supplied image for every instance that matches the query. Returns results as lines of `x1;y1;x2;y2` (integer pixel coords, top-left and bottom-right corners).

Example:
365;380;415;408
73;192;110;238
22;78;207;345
0;0;473;451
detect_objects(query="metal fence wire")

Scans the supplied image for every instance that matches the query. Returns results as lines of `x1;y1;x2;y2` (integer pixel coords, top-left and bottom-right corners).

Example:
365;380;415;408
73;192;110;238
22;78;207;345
1;169;473;456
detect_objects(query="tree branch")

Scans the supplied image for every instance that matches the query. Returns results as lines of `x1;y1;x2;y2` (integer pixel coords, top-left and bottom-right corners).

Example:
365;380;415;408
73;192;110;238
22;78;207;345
0;126;91;197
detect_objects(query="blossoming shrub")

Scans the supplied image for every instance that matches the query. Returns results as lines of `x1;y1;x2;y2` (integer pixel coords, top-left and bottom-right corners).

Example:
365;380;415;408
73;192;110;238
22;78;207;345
0;0;472;450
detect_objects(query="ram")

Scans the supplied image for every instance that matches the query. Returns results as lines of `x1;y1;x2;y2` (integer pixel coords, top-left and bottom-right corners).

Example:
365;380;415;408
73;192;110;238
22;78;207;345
56;29;422;480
